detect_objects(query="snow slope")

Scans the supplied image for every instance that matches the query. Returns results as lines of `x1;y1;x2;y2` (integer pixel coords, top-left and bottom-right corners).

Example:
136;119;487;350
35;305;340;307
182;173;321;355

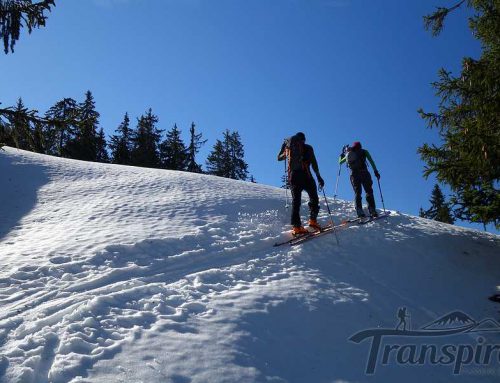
0;147;499;383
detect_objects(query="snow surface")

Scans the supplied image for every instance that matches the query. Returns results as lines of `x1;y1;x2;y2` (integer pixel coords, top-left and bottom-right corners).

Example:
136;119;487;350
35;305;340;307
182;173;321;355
0;147;499;383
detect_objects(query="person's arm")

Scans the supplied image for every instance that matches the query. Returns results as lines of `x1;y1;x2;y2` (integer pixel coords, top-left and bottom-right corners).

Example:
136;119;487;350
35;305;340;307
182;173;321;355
365;150;380;178
277;141;286;161
310;147;324;187
339;154;346;165
364;150;377;171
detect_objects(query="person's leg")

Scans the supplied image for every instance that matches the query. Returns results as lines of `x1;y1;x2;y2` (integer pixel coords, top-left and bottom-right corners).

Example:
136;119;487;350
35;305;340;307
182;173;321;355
361;171;377;216
350;173;364;217
305;178;319;220
290;183;303;227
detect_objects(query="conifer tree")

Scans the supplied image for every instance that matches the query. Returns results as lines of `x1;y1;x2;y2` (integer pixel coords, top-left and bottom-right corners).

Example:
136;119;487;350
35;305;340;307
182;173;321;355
420;184;455;224
66;91;100;161
186;122;206;173
0;0;55;54
44;97;79;156
160;123;187;170
31;120;45;153
227;130;248;180
206;139;228;177
95;127;109;163
8;98;32;149
206;130;248;180
109;112;133;165
131;108;162;168
418;0;500;228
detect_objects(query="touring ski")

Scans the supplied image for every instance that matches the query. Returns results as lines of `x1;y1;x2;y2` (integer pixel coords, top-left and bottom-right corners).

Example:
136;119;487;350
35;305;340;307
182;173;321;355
273;211;392;247
358;211;391;225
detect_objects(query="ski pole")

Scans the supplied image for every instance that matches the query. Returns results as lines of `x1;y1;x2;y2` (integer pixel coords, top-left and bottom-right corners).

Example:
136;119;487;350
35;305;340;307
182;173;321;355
284;156;289;210
321;187;340;246
333;145;348;204
376;178;386;214
333;163;341;203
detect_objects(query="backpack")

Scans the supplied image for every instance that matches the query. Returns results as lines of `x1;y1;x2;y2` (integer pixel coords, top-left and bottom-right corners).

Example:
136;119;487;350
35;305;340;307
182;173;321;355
346;148;366;171
285;134;305;172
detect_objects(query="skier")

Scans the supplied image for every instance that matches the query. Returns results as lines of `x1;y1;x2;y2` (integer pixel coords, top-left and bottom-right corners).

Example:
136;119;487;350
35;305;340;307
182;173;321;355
339;141;380;218
278;132;325;235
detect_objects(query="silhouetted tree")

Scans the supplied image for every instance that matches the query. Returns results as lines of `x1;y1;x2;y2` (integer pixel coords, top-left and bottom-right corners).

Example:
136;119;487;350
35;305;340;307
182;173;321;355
66;91;100;161
131;108;162;168
418;0;500;228
206;130;248;180
44;97;79;156
96;127;109;163
109;112;133;165
420;184;455;224
186;122;206;173
0;0;55;54
160;123;187;170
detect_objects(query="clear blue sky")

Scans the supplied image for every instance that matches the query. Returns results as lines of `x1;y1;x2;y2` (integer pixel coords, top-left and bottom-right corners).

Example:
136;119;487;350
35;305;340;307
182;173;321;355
3;0;491;231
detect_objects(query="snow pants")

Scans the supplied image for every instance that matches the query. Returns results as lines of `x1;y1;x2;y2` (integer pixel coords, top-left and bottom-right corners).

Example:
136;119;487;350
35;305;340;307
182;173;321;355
350;169;376;211
290;171;319;227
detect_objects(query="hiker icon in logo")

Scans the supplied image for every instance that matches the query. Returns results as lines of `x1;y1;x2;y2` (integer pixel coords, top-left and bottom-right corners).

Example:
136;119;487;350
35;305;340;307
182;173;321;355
396;307;410;331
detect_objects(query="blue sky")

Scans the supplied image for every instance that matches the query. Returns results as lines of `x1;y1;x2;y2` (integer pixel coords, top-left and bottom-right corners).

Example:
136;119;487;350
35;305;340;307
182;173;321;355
2;0;491;230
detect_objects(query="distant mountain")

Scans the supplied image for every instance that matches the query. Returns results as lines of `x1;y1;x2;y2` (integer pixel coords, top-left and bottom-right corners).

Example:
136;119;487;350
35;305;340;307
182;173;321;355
470;318;500;332
422;311;477;330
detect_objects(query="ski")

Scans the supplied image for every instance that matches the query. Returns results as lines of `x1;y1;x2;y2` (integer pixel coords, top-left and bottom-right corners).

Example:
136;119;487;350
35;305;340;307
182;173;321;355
273;227;324;247
273;212;392;247
358;211;391;225
274;221;346;247
286;224;341;246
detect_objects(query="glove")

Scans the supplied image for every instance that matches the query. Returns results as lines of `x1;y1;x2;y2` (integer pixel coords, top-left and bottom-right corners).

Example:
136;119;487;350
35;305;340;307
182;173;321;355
374;170;380;180
317;175;325;189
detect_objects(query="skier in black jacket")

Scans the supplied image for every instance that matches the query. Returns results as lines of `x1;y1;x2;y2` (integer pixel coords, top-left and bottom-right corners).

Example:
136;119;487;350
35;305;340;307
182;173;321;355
278;132;325;235
339;141;380;218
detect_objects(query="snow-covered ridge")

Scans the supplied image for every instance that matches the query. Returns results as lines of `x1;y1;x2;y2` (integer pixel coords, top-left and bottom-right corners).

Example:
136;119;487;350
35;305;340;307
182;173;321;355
0;147;499;383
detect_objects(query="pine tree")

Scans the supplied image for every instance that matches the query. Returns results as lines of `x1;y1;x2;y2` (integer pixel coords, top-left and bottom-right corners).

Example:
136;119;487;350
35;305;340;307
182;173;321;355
109;112;133;165
44;97;79;156
131;108;162;168
418;0;500;228
66;91;100;161
186;122;206;173
206;130;248;180
227;131;248;180
419;207;426;218
420;184;455;224
95;127;109;163
31;120;45;153
9;98;32;150
206;139;228;177
0;0;55;54
160;123;187;170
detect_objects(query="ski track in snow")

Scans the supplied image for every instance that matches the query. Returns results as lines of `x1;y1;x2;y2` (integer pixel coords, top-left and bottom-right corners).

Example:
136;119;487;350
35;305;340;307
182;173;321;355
1;148;499;383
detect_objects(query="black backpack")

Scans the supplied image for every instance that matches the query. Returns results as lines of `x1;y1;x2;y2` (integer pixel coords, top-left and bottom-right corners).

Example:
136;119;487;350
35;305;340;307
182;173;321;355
346;148;366;171
285;134;305;172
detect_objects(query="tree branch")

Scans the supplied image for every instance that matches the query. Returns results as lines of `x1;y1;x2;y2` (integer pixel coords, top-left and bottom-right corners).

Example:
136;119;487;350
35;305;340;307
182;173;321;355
423;0;467;36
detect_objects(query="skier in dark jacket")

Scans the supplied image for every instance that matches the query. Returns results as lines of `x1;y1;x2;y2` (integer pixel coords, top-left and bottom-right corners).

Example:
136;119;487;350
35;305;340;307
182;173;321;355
278;132;325;235
339;141;380;218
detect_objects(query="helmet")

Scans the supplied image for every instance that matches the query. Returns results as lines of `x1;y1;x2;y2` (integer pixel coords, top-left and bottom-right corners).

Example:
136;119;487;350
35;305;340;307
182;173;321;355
351;141;362;150
296;132;306;142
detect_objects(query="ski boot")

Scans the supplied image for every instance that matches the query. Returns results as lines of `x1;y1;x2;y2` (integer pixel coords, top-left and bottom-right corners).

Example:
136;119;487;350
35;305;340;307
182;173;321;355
368;206;378;218
308;219;321;232
292;226;309;236
356;207;366;218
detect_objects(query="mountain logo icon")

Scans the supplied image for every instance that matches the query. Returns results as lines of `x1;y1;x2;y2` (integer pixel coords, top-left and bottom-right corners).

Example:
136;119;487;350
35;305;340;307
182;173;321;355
422;311;477;331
